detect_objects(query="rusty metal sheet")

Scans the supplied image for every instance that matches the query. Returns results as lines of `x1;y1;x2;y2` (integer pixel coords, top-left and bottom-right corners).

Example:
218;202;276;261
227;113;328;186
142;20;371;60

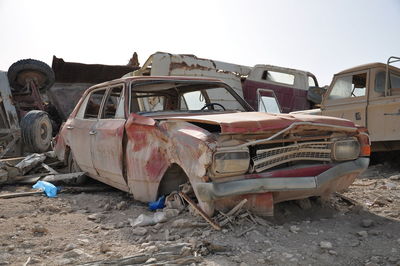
91;119;127;188
52;56;139;84
124;113;216;202
54;76;369;217
151;112;357;134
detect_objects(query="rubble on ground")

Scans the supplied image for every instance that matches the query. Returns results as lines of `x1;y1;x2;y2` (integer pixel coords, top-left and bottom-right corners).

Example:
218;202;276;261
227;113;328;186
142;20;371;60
0;159;400;265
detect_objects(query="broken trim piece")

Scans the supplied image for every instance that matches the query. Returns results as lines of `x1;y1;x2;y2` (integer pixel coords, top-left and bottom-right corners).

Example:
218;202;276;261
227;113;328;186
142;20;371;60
217;122;357;151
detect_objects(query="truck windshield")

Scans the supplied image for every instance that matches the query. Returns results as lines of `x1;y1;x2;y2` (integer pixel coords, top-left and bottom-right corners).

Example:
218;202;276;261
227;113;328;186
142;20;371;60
328;73;367;99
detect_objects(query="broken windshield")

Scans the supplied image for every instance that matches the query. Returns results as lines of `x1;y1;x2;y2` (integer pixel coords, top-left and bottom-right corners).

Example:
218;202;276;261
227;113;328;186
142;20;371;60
130;82;247;114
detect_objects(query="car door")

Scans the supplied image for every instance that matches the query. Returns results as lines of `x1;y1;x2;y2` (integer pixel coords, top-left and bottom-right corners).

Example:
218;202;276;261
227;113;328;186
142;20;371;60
321;70;368;127
67;88;107;177
90;85;129;192
367;68;400;142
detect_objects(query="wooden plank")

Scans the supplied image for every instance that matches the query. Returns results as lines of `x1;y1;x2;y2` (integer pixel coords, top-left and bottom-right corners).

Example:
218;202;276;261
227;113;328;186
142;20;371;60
41;172;85;182
179;192;221;231
0;190;43;199
0;156;25;163
41;163;59;175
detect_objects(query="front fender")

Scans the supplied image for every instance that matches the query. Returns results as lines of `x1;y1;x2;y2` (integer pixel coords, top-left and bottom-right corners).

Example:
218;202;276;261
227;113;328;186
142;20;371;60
125;118;217;202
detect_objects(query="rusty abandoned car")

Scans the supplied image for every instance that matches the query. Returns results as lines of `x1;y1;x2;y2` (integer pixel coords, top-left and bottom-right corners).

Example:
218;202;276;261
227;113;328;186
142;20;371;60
53;76;370;216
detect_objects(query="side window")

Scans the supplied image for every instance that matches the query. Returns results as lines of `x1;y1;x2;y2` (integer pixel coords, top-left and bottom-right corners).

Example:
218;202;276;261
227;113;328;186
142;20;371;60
374;71;385;92
328;73;366;100
84;89;106;119
308;76;317;88
258;96;281;113
261;70;295;85
375;71;400;93
102;86;124;119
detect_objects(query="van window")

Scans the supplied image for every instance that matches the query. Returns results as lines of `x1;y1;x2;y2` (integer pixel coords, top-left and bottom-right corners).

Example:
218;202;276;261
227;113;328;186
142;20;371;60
308;76;317;87
262;70;295;85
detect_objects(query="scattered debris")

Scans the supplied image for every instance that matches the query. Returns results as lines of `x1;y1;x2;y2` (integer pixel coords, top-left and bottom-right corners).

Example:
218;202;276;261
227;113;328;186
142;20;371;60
335;193;361;206
0;189;43;199
79;242;203;266
41;172;85;183
319;241;333;250
0;152;68;185
129;213;168;227
32;181;59;198
236;225;256;237
148;195;165;211
165;192;186;211
15;153;47;175
179;192;221;231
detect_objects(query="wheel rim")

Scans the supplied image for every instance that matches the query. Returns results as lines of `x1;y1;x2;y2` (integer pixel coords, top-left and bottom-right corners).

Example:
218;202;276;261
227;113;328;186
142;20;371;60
40;123;48;140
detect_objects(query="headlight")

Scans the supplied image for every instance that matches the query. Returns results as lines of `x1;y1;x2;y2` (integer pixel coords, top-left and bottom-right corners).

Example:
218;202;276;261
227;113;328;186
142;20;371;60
332;138;360;161
211;150;250;176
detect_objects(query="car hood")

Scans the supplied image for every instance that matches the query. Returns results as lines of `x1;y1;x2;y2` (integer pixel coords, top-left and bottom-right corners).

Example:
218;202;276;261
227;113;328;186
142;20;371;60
153;112;356;134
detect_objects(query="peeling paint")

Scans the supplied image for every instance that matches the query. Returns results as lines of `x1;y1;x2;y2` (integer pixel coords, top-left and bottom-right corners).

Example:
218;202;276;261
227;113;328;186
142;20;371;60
54;76;369;217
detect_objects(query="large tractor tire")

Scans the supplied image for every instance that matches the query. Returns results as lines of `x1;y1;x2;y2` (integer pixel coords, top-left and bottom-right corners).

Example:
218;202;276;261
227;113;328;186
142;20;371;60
20;110;52;153
7;59;55;92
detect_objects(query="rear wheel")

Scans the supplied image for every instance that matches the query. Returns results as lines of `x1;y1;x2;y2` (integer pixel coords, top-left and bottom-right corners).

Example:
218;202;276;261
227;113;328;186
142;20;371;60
20;110;52;153
7;59;55;92
66;152;87;185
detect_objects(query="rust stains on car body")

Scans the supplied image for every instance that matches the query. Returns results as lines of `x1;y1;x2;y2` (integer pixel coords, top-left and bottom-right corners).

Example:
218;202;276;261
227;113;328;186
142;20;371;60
54;76;370;216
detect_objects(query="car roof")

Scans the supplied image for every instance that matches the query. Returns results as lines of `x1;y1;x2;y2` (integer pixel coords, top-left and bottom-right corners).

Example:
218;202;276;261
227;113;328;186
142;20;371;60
88;75;225;90
336;62;400;75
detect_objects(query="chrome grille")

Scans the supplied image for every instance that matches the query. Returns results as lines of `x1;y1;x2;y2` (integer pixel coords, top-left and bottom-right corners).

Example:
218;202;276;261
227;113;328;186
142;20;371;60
252;141;332;173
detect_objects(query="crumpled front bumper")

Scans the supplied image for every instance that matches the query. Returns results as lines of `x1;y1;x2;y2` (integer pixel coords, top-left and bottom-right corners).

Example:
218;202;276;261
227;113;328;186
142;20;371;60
195;158;369;202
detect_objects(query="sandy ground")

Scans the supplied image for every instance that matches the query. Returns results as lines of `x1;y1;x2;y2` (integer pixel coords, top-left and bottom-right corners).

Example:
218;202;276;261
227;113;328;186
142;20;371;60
0;162;400;266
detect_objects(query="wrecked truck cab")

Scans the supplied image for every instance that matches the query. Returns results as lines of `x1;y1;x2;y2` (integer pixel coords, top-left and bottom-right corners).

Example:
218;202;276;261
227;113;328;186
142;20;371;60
54;76;370;216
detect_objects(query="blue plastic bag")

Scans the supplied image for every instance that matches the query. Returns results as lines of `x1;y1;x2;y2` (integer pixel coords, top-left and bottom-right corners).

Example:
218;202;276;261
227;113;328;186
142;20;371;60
148;195;165;211
32;181;59;198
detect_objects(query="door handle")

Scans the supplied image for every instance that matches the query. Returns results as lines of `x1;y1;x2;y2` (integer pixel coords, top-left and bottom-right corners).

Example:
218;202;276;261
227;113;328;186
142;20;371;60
384;113;400;116
384;109;400;116
89;130;97;135
66;125;74;130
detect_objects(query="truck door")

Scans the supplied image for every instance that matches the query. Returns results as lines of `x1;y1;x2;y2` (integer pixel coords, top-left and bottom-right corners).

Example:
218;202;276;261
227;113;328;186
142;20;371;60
257;89;281;113
321;71;368;127
91;85;129;192
367;69;400;142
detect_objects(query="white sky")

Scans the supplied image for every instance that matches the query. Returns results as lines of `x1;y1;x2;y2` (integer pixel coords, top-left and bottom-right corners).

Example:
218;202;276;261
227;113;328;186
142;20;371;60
0;0;399;85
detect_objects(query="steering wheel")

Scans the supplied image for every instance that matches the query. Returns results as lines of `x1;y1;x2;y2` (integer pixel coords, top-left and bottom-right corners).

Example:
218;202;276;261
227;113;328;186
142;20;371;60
201;103;226;111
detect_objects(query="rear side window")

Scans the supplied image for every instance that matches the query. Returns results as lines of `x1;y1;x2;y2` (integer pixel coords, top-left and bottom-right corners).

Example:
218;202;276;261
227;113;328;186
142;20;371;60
258;96;280;113
375;71;400;92
84;89;106;119
262;70;295;85
102;86;124;119
308;76;317;88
